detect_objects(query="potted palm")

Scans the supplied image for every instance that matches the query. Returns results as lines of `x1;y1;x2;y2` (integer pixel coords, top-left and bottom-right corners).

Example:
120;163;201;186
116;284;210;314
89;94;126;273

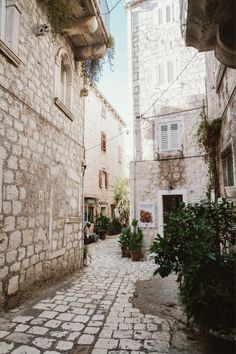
128;219;143;261
118;228;131;257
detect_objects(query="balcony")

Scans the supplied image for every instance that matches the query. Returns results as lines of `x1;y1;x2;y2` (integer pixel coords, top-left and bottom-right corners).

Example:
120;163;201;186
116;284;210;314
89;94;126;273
180;0;236;68
61;0;110;60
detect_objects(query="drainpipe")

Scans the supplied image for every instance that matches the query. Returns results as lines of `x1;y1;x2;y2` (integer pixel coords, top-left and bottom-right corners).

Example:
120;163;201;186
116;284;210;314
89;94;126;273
81;96;86;267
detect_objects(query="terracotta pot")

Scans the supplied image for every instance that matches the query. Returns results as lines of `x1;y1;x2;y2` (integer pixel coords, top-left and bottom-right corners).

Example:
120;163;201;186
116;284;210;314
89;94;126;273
131;250;142;261
121;247;130;258
99;230;107;240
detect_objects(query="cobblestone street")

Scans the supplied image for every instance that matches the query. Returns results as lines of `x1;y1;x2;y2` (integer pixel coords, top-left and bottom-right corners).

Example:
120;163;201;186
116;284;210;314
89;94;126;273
0;238;173;354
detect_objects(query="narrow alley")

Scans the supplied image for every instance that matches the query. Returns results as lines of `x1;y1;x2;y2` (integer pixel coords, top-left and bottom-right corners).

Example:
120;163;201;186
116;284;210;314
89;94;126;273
0;238;173;354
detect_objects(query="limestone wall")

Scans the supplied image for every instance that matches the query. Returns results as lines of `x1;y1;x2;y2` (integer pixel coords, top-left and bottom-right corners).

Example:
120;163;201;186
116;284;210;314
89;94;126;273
84;87;127;218
205;52;236;196
0;0;84;307
127;0;208;247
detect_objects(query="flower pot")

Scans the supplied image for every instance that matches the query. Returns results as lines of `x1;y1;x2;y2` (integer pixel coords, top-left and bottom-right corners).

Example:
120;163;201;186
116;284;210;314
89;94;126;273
99;230;107;240
121;247;130;258
131;250;142;261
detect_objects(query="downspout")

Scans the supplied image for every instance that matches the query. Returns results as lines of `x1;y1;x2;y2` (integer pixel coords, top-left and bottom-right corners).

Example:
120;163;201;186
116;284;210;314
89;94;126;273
81;96;86;267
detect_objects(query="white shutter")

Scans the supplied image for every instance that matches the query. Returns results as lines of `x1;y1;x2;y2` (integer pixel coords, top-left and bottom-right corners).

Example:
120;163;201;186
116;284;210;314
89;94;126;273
167;61;174;83
0;0;6;39
158;8;163;25
166;6;171;23
160;124;168;151
157;63;165;86
170;122;180;150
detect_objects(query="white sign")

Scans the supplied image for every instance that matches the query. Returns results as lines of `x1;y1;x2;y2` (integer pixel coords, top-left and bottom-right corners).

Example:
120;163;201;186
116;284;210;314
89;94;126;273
138;202;155;228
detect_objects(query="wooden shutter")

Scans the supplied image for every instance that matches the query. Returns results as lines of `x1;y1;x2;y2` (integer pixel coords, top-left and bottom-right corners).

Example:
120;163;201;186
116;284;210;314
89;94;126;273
170;122;180;150
160;124;168;151
101;132;106;151
99;170;103;188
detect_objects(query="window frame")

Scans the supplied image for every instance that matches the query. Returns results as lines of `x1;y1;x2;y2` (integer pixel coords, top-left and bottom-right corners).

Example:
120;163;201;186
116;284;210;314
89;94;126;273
0;0;21;66
101;132;107;151
158;120;181;152
155;60;175;88
55;48;74;120
222;149;234;187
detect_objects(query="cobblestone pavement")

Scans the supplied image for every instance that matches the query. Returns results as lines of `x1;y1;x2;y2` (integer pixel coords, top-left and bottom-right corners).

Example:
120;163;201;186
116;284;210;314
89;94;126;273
0;238;172;354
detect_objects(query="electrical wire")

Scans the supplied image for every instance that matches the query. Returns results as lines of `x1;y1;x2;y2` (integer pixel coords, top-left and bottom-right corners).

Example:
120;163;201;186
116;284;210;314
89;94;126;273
85;130;129;152
141;52;198;118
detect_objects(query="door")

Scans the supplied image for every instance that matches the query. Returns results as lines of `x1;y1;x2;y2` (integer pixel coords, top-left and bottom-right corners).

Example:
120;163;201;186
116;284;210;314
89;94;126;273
163;194;183;235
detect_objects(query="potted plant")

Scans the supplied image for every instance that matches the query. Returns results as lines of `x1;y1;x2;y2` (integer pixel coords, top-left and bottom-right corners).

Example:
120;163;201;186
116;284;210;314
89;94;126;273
118;228;131;257
95;215;110;240
128;219;143;261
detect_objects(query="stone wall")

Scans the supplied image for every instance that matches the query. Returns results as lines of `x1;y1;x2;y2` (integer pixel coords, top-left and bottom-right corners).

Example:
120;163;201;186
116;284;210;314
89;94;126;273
84;87;127;219
205;52;236;196
0;0;84;307
127;0;208;247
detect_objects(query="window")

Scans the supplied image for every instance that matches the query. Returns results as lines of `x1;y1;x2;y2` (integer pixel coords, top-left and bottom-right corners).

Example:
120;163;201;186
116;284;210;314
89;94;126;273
101;132;106;151
102;106;106;119
155;3;175;27
0;0;21;65
222;150;234;186
118;145;122;163
158;121;181;152
156;61;175;87
99;170;108;189
55;48;73;119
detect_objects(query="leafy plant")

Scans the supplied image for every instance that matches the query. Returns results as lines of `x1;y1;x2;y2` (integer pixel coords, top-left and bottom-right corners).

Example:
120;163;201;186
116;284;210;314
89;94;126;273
113;177;130;223
196;112;222;198
150;199;236;331
108;219;122;235
95;215;111;232
128;219;143;252
118;228;131;248
38;0;75;37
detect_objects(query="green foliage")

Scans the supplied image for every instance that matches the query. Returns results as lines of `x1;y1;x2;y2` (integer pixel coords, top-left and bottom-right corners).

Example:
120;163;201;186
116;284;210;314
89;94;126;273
108;219;122;235
38;0;75;37
128;219;143;252
196;112;222;198
118;228;131;248
150;199;236;330
113;177;130;223
95;215;111;232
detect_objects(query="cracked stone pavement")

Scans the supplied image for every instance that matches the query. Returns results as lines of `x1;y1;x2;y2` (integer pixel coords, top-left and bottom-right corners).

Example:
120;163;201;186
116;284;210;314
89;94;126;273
0;238;172;354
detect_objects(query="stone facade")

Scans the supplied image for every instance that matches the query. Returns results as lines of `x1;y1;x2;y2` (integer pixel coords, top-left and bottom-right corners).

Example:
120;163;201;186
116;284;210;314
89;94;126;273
126;0;208;248
84;87;127;223
205;53;236;197
0;0;86;307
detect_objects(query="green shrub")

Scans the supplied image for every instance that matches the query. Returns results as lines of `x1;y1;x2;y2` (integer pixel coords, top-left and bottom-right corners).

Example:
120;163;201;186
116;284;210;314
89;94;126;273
118;228;131;248
150;199;236;331
108;219;122;235
128;219;143;252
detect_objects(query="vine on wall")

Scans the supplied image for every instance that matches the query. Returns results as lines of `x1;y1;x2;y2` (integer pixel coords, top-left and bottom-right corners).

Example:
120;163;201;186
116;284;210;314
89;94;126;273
196;111;222;199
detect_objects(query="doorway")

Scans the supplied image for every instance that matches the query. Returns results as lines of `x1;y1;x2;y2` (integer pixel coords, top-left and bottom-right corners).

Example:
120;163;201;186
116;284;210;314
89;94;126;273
157;189;187;236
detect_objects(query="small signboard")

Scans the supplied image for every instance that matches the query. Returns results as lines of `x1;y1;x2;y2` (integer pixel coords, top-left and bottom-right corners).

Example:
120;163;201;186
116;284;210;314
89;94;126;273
138;202;155;227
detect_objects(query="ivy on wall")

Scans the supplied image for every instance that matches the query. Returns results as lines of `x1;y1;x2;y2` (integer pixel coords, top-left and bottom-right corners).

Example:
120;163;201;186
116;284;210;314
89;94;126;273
196;111;222;198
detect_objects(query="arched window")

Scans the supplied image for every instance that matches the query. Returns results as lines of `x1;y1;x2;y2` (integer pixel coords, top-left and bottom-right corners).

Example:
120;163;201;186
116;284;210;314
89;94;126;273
55;48;74;119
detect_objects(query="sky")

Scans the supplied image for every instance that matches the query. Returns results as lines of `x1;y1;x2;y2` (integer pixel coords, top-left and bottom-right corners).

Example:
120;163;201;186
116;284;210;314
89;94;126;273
97;0;129;121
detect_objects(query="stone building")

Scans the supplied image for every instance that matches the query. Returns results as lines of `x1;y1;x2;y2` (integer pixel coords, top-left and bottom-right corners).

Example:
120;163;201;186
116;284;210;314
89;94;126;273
126;0;208;247
0;0;110;306
182;0;236;200
84;86;127;224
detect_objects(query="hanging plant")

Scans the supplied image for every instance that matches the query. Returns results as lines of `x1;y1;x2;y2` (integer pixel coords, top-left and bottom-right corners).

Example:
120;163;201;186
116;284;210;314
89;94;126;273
196;111;222;199
81;36;115;86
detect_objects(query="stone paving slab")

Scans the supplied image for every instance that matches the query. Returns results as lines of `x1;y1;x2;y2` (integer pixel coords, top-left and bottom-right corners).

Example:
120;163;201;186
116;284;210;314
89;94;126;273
0;238;171;353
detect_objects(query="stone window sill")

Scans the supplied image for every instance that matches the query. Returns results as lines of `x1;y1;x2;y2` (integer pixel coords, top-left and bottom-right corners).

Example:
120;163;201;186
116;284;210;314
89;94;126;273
0;39;22;67
54;97;74;121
